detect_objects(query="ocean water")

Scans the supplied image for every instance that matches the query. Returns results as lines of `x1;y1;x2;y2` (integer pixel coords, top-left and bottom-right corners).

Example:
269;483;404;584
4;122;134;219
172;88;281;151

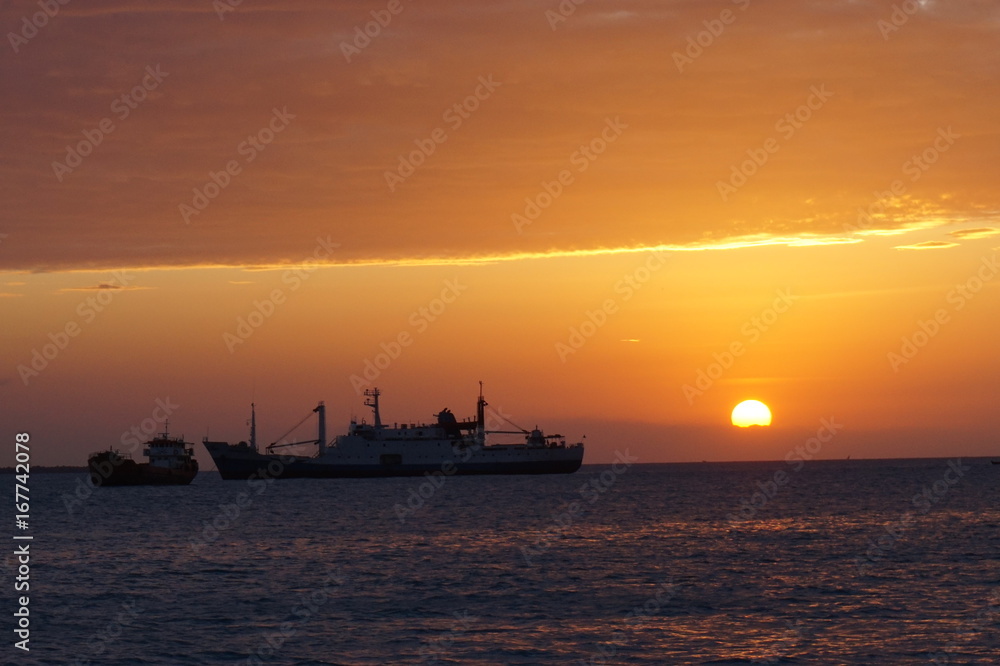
19;458;1000;664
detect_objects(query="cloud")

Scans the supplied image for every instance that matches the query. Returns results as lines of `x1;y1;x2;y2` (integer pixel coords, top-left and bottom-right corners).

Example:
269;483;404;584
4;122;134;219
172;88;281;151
2;0;998;271
225;233;866;270
893;240;960;250
949;227;1000;240
57;284;154;292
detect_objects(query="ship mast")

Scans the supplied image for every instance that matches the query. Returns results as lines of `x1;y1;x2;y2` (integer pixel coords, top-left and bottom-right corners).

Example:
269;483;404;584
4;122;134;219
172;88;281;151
249;402;257;452
314;401;326;455
364;388;382;428
476;381;487;447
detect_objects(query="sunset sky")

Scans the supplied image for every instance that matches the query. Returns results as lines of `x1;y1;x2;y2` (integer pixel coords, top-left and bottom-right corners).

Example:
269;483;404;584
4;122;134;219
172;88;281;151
2;0;998;466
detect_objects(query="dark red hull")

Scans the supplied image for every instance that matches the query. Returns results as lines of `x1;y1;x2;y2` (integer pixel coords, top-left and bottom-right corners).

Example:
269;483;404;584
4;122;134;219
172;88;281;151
88;451;198;486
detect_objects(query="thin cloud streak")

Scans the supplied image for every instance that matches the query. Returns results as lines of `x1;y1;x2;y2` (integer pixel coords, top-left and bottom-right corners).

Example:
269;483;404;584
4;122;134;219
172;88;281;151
893;240;960;250
949;227;999;240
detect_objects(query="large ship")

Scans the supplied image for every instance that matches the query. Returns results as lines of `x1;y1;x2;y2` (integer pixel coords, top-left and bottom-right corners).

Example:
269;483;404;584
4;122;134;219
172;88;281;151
203;385;584;479
88;422;199;486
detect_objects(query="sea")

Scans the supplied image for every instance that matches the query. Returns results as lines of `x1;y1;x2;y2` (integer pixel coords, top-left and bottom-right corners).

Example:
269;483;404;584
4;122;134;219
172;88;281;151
19;458;1000;664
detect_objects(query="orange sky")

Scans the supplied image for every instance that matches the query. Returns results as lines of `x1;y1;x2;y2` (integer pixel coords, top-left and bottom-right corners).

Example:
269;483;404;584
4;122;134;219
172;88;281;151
2;1;999;465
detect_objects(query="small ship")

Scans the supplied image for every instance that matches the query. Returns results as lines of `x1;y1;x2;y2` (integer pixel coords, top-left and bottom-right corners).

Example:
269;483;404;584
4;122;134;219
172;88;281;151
88;422;199;486
203;384;584;479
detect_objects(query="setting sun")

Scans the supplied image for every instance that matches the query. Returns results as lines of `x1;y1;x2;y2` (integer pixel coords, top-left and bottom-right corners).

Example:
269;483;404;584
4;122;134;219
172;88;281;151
731;400;772;428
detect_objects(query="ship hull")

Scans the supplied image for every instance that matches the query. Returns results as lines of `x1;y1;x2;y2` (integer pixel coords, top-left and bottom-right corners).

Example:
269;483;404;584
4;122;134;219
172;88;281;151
203;441;582;480
88;453;198;487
